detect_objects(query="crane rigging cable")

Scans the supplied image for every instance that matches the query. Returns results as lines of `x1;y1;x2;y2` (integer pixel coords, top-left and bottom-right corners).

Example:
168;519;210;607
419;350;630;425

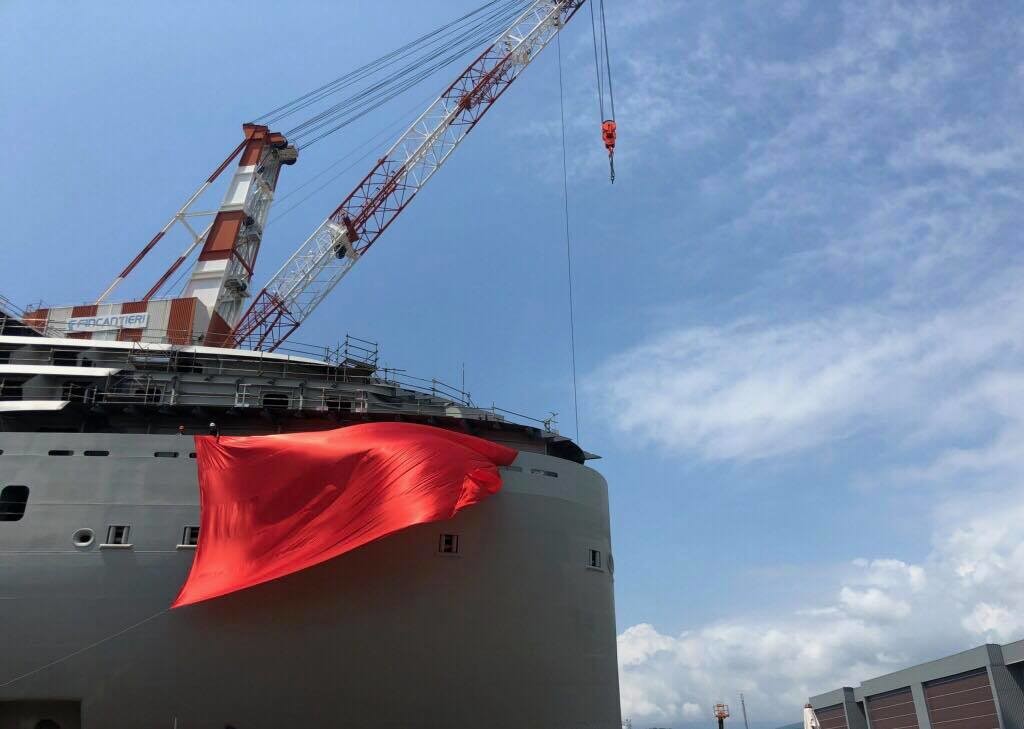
228;0;592;352
284;3;525;130
146;0;545;302
253;0;522;125
154;95;436;302
590;0;617;182
97;0;615;355
253;0;535;149
290;10;526;148
557;33;581;442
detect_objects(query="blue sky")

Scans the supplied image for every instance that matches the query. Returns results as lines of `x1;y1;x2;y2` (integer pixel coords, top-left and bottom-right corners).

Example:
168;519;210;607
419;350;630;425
4;1;1024;726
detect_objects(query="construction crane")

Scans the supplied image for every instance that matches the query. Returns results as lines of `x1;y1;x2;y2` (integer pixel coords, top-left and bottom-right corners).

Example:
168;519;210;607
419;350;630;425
230;0;590;351
30;1;603;349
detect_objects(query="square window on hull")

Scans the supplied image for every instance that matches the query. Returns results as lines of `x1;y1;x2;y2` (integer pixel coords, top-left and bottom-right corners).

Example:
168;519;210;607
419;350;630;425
105;525;130;545
439;533;459;554
0;485;29;521
181;525;200;546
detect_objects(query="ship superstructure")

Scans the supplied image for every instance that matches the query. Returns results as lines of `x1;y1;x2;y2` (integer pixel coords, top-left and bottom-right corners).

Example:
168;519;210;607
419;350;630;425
0;330;579;458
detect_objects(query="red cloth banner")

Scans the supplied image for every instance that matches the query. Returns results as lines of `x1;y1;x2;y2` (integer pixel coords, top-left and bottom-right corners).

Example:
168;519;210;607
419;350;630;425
173;422;517;608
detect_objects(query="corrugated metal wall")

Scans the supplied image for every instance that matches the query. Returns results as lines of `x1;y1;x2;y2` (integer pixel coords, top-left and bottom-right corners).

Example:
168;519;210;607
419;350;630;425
117;300;148;342
166;297;196;345
868;687;921;729
819;703;850;729
204;310;232;348
21;307;48;330
924;669;999;729
67;304;97;340
990;664;1024;729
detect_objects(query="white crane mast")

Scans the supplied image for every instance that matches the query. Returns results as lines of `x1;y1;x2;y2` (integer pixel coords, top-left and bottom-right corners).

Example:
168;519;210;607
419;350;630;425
231;0;587;351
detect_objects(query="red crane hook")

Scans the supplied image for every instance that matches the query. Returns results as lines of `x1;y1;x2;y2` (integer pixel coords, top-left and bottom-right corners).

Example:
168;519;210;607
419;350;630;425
601;119;617;183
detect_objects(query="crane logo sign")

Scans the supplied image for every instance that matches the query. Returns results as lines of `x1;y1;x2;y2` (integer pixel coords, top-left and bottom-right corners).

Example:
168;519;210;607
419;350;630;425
66;312;149;333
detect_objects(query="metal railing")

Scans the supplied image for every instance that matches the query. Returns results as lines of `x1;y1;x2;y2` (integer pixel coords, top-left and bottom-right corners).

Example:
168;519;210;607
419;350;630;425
0;332;558;432
0;294;61;338
378;368;473;407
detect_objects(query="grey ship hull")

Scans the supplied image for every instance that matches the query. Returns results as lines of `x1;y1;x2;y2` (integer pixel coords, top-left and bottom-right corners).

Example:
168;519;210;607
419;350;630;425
0;431;619;729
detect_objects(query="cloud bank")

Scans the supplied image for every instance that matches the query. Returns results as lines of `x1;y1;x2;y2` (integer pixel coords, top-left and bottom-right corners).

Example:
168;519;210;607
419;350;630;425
587;0;1024;724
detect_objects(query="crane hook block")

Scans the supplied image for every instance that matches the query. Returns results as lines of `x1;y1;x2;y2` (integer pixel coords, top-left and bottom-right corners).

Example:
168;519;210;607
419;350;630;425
602;119;617;154
602;119;617;183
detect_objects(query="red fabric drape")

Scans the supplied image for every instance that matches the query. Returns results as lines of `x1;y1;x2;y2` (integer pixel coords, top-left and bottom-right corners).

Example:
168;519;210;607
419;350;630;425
173;422;517;608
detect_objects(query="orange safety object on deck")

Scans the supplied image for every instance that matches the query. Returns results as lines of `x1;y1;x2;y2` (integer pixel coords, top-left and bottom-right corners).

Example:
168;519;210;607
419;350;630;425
601;119;617;155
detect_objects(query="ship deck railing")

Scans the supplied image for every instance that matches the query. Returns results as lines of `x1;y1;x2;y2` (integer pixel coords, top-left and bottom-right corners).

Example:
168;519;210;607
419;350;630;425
0;334;559;431
0;380;556;430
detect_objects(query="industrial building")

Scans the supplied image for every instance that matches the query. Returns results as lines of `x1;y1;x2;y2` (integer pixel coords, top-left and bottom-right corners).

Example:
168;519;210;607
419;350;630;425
810;639;1024;729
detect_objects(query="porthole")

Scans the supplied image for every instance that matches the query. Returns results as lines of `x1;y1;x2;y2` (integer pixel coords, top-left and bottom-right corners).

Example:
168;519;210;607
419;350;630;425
72;528;94;547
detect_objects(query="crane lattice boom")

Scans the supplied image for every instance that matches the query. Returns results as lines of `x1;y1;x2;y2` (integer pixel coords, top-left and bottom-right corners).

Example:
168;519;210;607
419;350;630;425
231;0;587;351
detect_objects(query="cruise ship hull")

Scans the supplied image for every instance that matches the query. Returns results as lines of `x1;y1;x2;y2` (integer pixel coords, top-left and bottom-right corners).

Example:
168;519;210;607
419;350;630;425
0;432;619;728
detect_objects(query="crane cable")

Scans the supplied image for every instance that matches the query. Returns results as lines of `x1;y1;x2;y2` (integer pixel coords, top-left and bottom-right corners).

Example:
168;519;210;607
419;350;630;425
155;1;533;298
0;608;171;689
254;0;522;125
251;0;533;149
590;0;617;182
156;95;436;300
556;34;581;443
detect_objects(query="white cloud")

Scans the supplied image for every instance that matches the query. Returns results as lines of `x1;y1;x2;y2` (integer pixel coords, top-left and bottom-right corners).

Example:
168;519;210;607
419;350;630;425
589;279;1024;460
961;604;1024;645
681;702;704;721
888;124;1024;177
838;587;911;622
619;499;1024;723
595;2;1024;725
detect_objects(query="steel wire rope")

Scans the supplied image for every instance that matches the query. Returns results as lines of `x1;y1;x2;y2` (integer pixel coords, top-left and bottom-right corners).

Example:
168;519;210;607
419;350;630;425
589;0;606;120
0;608;171;689
272;93;436;209
599;0;616;119
556;34;581;442
253;0;520;125
160;95;436;299
156;0;527;298
290;3;532;147
282;1;528;138
588;0;616;123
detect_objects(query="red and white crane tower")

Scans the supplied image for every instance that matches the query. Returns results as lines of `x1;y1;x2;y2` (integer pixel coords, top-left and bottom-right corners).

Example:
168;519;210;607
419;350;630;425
230;0;590;351
20;0;611;349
